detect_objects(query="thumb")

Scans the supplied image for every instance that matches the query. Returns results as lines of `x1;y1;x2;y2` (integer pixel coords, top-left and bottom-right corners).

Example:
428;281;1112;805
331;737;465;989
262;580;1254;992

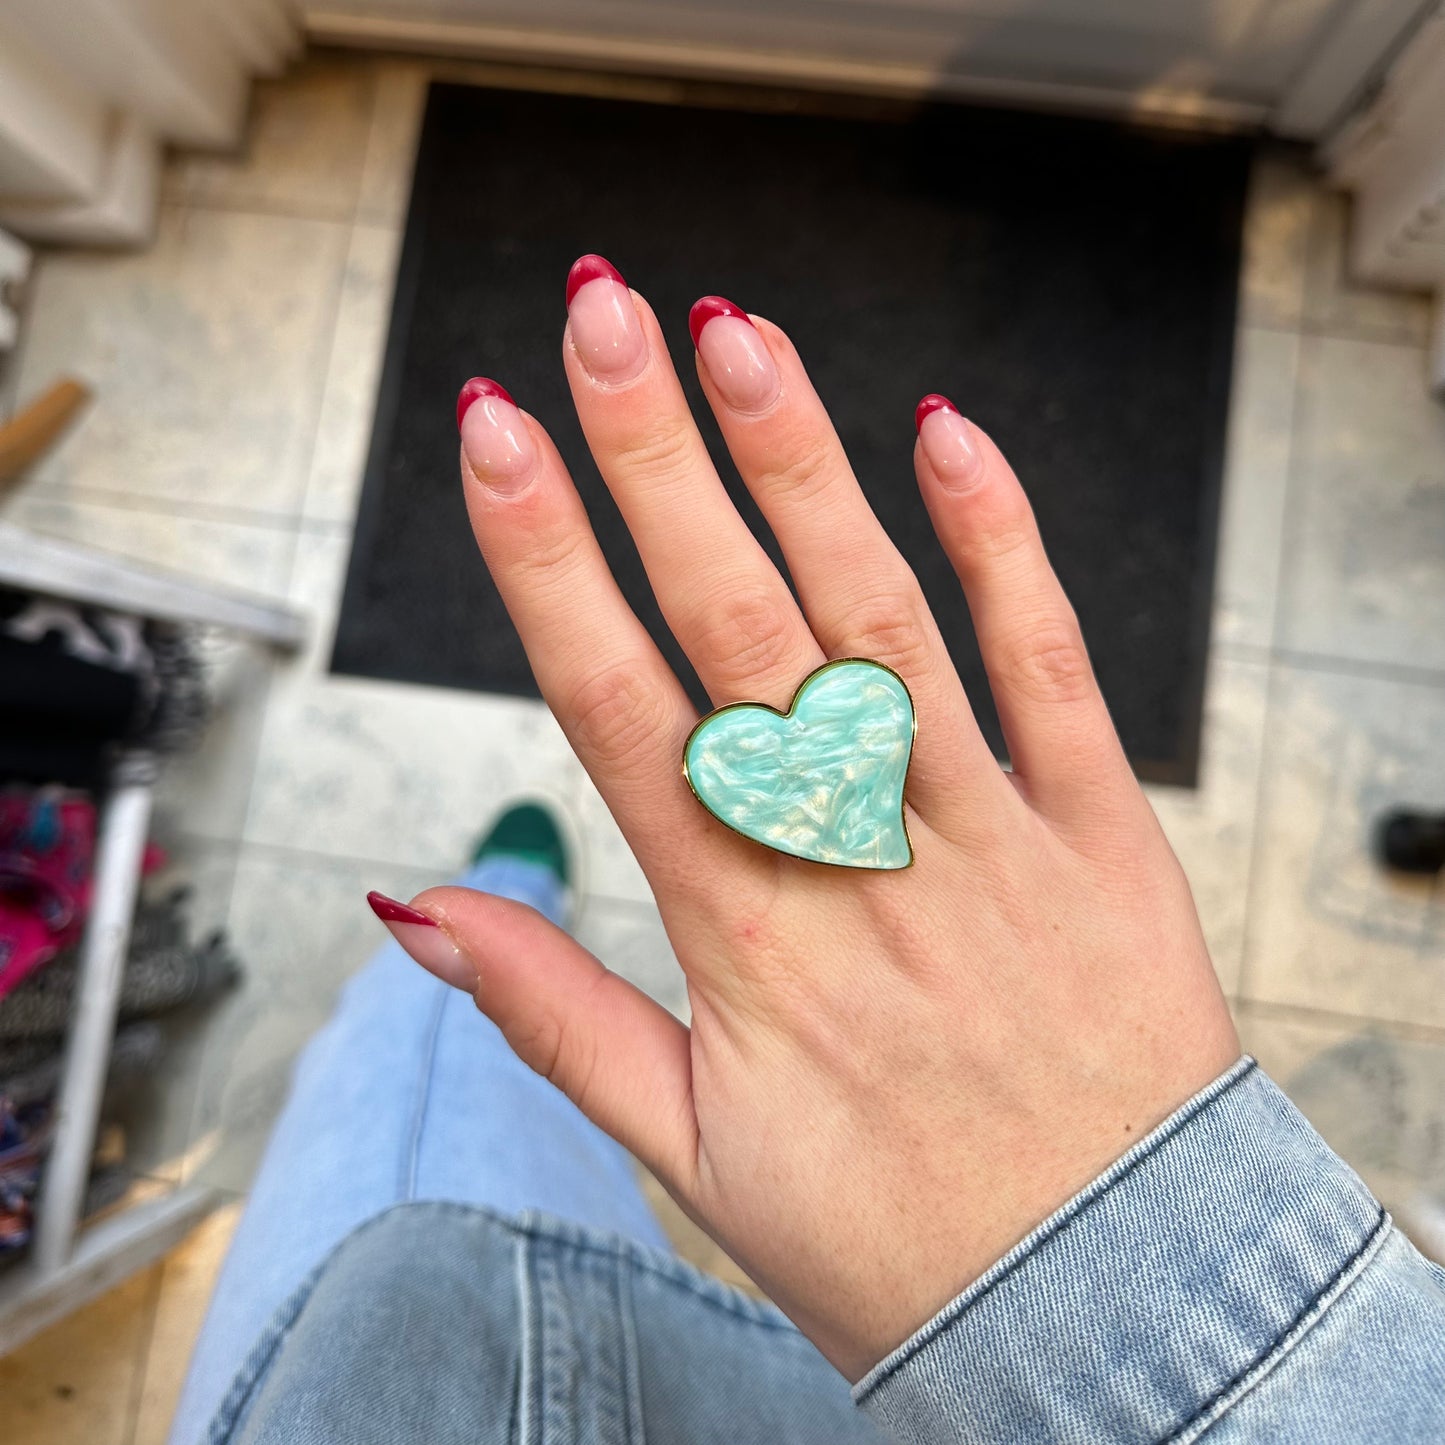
367;886;698;1191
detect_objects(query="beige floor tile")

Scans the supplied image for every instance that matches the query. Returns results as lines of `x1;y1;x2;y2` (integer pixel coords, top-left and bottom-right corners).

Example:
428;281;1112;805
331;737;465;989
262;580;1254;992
1242;664;1445;1028
131;1202;242;1445
247;670;584;874
1280;333;1445;671
301;223;404;526
1238;146;1314;330
1428;876;1445;971
357;61;430;227
576;896;688;1021
182;844;439;1193
1303;189;1434;346
1212;325;1299;650
12;205;348;519
1237;1003;1445;1257
1145;653;1269;996
165;52;375;222
570;776;657;906
243;530;588;872
0;1263;159;1445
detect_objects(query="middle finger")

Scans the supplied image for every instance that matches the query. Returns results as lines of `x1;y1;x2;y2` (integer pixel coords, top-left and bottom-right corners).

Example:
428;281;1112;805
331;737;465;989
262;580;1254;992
688;299;1008;836
562;255;825;713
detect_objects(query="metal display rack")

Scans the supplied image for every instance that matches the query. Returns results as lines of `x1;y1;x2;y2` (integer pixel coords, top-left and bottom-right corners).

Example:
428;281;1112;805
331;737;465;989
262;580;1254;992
0;521;305;1351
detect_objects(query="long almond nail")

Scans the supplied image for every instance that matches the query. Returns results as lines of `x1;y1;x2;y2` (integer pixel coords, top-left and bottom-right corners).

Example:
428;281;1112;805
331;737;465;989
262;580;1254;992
366;891;477;991
690;296;779;413
565;254;646;383
457;377;536;495
915;393;979;490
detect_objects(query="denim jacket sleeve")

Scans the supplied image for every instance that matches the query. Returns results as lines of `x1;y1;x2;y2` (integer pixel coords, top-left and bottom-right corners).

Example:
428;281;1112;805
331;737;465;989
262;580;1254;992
853;1057;1445;1444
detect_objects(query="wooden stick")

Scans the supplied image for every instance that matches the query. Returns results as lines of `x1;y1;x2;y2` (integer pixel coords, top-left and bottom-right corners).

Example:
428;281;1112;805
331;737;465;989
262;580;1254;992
0;377;91;487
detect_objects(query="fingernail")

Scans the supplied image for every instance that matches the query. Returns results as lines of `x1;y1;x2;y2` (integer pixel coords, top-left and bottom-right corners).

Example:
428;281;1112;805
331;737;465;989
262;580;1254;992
690;296;779;412
565;254;646;383
457;377;536;494
366;891;477;991
915;393;979;489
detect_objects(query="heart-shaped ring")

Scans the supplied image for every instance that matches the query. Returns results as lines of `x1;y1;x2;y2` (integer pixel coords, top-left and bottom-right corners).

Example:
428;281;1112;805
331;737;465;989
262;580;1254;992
682;658;915;870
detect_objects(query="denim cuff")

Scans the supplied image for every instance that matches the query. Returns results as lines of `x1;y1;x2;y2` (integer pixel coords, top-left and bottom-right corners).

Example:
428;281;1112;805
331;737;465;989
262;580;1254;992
853;1057;1388;1444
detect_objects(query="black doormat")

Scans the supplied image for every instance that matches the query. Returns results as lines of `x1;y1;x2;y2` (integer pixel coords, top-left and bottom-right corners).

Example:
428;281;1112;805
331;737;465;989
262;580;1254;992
333;80;1249;786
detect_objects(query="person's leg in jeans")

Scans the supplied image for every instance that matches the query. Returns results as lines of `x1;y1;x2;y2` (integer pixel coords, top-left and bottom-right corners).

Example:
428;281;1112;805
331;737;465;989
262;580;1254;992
168;820;669;1444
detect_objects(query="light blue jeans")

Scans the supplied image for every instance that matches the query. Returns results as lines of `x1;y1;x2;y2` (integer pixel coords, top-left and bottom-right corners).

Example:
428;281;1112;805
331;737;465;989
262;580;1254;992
172;858;1445;1443
168;857;672;1443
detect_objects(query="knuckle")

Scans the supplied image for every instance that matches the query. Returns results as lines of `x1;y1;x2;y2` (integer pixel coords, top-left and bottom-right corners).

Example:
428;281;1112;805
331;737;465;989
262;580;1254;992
506;1006;565;1084
507;1003;600;1115
515;522;589;589
846;587;935;679
690;585;801;691
754;437;835;502
969;491;1039;567
566;664;670;773
996;617;1096;706
860;881;941;973
609;419;695;484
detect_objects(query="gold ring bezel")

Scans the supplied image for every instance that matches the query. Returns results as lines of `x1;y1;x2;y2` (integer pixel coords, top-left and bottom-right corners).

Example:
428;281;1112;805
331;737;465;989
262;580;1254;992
680;656;917;870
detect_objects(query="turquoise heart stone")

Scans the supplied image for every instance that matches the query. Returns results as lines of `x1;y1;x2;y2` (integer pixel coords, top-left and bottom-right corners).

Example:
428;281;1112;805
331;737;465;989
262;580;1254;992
683;659;915;869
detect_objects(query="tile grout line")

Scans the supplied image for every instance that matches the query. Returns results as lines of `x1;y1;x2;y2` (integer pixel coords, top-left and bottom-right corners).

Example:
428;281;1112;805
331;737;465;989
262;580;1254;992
141;155;355;1180
1241;312;1431;348
1216;639;1445;690
1233;995;1445;1046
1232;315;1310;1005
9;480;353;536
156;186;404;236
118;1259;167;1445
171;842;247;1195
156;190;358;228
185;59;387;962
171;826;659;914
283;52;378;577
354;54;393;232
1265;647;1445;690
213;113;366;879
171;549;298;1187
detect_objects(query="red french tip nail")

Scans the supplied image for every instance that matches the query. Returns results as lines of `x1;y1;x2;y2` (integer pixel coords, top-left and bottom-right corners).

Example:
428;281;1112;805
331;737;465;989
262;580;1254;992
915;393;957;434
367;891;438;927
457;377;515;431
565;253;626;308
688;295;751;350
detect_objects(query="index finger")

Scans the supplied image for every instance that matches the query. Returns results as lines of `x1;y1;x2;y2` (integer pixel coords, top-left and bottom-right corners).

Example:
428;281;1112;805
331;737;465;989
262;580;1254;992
456;376;757;895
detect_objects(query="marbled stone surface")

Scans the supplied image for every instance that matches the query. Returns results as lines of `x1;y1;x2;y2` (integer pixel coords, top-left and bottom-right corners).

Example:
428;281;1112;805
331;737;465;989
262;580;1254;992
684;659;915;869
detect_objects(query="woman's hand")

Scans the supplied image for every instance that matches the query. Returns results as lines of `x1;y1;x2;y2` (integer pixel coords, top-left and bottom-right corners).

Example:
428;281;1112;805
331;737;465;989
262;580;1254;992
386;255;1239;1382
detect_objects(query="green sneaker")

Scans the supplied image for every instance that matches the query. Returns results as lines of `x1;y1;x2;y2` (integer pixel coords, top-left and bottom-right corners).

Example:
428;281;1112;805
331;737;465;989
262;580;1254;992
471;800;571;889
